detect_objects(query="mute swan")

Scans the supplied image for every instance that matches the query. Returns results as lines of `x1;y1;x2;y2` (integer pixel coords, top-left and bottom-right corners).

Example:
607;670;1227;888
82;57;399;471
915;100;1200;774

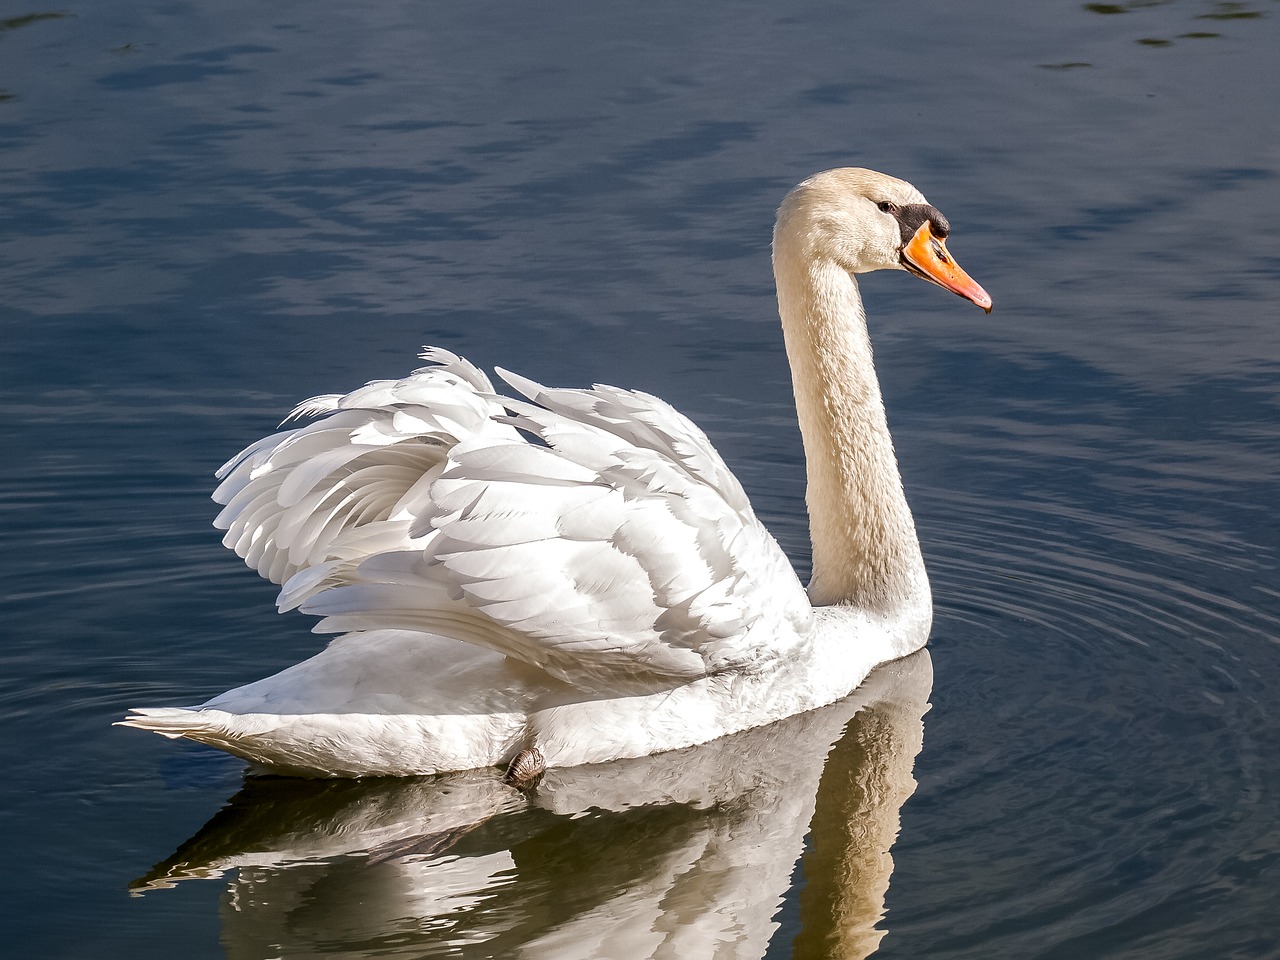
119;168;990;779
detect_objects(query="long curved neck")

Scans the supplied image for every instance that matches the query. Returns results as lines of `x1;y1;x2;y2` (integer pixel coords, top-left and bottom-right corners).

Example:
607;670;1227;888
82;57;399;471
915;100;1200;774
773;252;927;610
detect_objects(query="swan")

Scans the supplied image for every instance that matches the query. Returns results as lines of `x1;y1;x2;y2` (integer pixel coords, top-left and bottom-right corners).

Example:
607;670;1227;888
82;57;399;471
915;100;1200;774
118;167;990;779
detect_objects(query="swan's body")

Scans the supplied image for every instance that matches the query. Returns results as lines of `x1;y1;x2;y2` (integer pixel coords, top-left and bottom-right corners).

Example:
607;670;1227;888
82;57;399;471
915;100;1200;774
119;168;990;777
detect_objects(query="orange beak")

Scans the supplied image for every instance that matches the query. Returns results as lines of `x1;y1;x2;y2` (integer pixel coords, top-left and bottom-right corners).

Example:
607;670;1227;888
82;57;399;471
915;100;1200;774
901;222;993;313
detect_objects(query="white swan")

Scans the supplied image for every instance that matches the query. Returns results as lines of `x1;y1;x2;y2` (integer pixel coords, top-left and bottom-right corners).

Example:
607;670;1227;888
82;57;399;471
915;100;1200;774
119;168;990;779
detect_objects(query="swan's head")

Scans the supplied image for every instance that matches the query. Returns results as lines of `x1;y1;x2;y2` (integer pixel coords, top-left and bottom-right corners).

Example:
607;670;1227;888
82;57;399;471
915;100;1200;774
775;167;992;312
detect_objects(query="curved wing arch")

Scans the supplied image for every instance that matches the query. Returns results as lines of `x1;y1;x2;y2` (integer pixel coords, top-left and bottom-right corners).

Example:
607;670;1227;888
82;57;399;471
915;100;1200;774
213;349;815;692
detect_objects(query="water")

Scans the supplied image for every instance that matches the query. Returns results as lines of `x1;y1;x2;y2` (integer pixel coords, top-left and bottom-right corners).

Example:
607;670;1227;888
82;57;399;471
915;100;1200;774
2;0;1278;956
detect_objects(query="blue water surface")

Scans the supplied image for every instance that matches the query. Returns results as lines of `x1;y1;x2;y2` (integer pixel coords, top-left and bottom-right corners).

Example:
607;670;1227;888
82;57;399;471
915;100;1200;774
2;1;1278;957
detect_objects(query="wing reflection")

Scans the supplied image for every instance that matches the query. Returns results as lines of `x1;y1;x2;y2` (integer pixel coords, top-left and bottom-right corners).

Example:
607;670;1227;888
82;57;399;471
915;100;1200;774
135;650;932;959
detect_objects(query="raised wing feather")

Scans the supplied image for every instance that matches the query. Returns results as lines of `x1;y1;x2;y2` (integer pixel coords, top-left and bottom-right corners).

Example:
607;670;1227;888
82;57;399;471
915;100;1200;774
214;349;814;690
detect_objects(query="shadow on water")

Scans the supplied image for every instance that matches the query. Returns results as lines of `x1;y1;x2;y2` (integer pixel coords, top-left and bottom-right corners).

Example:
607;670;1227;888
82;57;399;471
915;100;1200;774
131;651;932;960
0;11;71;102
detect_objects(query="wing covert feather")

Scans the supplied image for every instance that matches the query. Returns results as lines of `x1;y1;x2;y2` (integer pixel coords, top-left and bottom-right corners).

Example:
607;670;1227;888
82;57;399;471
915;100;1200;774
213;350;814;689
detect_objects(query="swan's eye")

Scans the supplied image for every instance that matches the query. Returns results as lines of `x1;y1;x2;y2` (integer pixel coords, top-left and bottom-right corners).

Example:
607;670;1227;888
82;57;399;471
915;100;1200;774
877;201;898;215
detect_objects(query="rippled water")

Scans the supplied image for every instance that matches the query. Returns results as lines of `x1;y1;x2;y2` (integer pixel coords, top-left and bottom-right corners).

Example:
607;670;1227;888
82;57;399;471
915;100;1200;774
2;1;1278;957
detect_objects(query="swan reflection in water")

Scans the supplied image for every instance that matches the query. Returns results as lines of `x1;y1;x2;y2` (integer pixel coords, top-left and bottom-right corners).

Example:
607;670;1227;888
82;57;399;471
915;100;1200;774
135;649;932;960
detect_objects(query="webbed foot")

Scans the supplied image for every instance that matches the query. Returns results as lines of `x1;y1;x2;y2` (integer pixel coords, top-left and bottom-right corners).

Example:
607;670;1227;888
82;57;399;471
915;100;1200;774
503;746;546;789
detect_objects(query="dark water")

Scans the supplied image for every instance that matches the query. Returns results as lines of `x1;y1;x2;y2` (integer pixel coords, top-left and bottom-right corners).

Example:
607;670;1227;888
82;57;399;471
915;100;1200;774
3;1;1278;957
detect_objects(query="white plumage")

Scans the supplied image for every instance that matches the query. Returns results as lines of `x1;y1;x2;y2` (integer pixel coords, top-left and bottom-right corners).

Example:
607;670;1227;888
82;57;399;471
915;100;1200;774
119;168;991;777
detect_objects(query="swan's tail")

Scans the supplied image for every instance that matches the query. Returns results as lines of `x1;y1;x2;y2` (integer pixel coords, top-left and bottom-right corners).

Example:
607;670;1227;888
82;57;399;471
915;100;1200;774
115;708;244;746
116;700;517;777
115;708;330;774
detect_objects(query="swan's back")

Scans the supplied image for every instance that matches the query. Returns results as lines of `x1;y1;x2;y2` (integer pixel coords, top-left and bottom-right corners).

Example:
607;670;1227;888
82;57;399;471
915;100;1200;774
213;348;814;692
